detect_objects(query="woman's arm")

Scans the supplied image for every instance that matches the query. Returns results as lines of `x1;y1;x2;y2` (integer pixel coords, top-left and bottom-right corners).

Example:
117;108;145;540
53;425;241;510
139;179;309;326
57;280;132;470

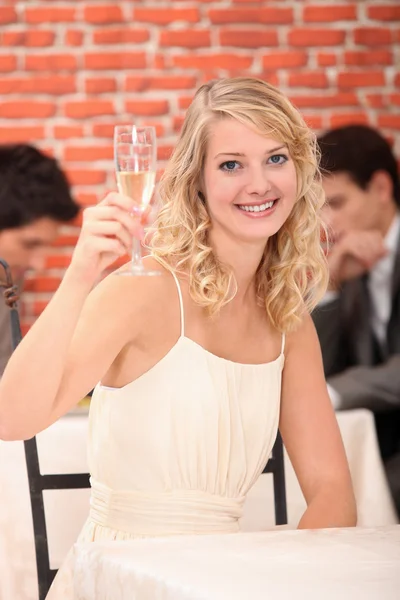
279;315;357;529
0;193;143;440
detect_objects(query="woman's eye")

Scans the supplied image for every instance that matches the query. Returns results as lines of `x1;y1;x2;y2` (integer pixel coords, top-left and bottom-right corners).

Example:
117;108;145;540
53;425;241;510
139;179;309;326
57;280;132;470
220;160;240;172
268;154;288;165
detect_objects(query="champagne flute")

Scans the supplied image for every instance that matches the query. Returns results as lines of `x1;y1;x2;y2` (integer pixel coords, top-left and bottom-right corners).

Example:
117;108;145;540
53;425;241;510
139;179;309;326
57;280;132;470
114;125;160;276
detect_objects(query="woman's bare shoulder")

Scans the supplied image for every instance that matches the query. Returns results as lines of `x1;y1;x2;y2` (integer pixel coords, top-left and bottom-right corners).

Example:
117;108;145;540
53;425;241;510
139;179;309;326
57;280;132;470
84;258;179;336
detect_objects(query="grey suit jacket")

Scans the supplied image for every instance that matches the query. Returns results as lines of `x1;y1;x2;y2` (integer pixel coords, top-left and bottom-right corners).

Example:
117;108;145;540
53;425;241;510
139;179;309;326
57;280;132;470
312;234;400;414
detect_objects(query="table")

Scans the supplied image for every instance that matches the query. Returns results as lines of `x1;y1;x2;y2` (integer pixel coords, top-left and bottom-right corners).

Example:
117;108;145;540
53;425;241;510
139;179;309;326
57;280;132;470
73;526;400;599
0;408;398;600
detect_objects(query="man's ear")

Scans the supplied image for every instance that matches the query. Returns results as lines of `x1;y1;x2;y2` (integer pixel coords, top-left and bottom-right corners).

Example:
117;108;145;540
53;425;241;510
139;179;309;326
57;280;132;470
368;170;394;206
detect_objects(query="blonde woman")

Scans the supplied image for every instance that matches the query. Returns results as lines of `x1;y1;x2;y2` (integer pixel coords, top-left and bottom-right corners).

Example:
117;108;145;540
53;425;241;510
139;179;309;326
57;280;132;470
0;78;356;597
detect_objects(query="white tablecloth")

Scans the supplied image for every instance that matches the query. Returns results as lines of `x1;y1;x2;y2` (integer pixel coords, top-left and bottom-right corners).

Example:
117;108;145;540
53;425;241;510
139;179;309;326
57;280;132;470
73;526;400;599
0;408;397;600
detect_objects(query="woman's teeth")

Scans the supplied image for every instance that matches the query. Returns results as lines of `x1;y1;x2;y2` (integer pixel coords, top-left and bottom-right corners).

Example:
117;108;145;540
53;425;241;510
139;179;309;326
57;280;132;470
238;200;275;213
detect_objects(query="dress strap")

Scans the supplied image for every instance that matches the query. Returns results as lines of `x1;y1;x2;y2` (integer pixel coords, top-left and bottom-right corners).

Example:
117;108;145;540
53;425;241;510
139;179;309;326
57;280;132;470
170;270;185;338
281;333;285;355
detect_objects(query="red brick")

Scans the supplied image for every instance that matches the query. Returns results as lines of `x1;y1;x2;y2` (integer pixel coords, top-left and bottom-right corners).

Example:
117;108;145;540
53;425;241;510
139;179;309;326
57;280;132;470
32;301;48;317
25;7;76;23
330;113;369;128
65;30;84;46
0;56;17;72
209;8;293;24
45;256;71;269
133;8;200;25
84;53;146;70
39;146;56;159
0;101;56;119
288;72;328;88
220;29;278;48
91;123;119;139
52;234;80;248
25;277;61;293
125;75;197;92
20;322;31;336
338;71;385;88
345;50;393;66
0;126;45;143
150;54;164;69
317;52;337;67
64;100;115;119
389;94;400;106
303;5;357;22
354;28;392;45
66;170;107;186
378;115;400;130
160;30;211;48
25;54;78;71
262;51;308;69
85;77;117;94
173;115;185;133
368;6;400;21
0;75;76;95
178;96;194;110
64;146;113;162
172;54;253;70
73;214;84;230
53;125;84;139
157;146;173;161
289;29;346;46
0;7;17;23
303;115;323;130
255;72;280;87
125;100;169;116
365;94;386;109
75;193;99;207
290;93;359;108
84;5;124;23
93;28;149;45
2;30;55;47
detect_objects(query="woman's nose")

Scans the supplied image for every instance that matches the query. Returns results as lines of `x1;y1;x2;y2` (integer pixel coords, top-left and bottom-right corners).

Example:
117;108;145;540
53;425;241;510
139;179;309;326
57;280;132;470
245;167;272;197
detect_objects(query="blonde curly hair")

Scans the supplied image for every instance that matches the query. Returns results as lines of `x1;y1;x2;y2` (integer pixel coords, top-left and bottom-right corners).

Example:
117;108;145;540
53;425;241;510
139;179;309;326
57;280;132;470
149;77;328;332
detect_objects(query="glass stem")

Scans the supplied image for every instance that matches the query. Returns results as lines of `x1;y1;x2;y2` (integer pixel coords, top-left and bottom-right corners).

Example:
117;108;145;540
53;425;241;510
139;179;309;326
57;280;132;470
131;237;144;271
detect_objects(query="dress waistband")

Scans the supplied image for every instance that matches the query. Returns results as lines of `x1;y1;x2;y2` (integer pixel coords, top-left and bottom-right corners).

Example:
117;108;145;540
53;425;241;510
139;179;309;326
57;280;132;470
89;479;244;537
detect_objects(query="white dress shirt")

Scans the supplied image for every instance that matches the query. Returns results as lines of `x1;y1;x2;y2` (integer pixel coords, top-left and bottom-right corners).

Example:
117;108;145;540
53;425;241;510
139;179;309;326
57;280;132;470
368;215;400;347
324;214;400;409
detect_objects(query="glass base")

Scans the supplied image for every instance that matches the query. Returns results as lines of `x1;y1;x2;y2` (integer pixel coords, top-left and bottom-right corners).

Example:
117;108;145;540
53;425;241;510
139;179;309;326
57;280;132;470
114;264;161;277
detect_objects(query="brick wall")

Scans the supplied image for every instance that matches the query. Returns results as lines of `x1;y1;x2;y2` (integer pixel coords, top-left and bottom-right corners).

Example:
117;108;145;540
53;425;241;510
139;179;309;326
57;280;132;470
0;0;399;331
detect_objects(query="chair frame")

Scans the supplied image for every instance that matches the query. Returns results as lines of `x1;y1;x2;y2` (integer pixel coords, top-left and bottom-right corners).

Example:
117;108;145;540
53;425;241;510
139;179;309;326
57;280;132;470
24;437;90;599
263;431;288;525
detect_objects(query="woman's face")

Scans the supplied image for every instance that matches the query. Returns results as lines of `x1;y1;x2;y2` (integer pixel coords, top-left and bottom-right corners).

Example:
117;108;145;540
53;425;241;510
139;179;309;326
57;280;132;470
202;118;298;247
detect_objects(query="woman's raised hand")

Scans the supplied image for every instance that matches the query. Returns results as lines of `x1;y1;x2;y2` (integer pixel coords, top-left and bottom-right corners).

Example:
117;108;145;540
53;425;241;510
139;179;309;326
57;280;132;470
70;192;145;282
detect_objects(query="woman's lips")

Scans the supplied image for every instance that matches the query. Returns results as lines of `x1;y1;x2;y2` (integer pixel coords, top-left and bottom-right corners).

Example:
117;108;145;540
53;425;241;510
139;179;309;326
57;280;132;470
235;198;279;217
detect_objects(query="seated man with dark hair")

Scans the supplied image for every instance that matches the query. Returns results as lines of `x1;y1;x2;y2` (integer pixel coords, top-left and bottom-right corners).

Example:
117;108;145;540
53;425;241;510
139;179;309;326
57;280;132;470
0;144;79;375
313;124;400;516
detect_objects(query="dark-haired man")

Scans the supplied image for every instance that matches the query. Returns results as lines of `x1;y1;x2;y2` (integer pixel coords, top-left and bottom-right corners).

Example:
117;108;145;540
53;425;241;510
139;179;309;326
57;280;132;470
313;124;400;515
0;144;79;375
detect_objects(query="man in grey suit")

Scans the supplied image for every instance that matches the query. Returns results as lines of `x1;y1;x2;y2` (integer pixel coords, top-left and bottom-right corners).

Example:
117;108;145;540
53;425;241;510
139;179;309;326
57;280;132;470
314;125;400;516
0;144;79;376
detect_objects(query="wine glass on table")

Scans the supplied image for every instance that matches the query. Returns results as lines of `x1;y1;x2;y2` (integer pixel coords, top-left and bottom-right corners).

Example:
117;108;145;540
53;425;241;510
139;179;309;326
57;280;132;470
114;125;160;276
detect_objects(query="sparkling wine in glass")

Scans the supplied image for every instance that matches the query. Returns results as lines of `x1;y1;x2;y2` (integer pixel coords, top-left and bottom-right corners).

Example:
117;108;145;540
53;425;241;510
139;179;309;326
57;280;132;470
114;125;160;276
